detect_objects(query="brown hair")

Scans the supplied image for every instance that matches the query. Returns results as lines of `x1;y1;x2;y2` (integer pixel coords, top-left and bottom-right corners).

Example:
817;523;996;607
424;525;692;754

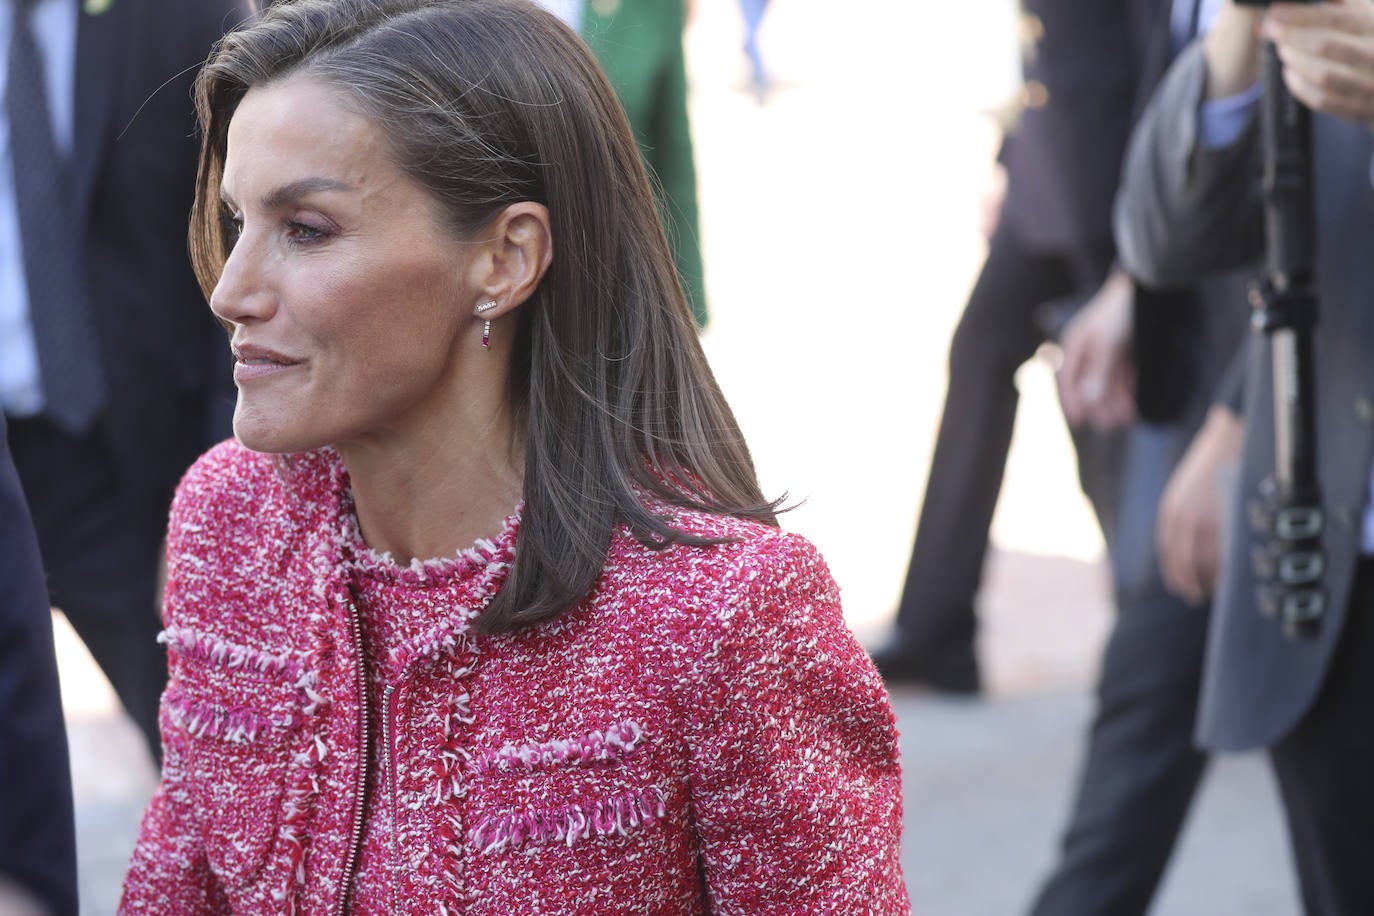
190;0;781;632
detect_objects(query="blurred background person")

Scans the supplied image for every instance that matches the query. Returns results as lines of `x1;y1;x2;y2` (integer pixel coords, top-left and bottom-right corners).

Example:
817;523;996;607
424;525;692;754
535;0;708;328
1;0;243;763
1117;1;1374;910
1027;2;1255;911
738;0;768;101
0;414;76;916
870;0;1159;694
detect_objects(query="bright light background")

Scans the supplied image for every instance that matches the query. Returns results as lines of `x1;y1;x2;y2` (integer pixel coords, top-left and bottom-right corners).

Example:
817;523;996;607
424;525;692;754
688;0;1110;692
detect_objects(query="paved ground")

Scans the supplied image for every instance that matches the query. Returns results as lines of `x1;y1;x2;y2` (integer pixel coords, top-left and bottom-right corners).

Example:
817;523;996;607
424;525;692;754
55;0;1299;912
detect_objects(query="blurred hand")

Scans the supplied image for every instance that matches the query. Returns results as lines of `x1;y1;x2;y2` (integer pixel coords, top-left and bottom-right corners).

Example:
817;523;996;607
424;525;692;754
1265;0;1374;128
980;163;1008;241
1055;268;1137;431
1156;405;1245;606
0;878;46;916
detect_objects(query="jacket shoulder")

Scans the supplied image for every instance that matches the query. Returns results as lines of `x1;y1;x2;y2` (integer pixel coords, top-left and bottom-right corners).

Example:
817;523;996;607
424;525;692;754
163;442;332;633
608;509;841;633
168;439;283;541
697;515;838;607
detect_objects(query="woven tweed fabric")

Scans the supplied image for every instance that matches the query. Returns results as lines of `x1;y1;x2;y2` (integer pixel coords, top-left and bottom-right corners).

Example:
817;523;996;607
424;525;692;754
119;441;909;914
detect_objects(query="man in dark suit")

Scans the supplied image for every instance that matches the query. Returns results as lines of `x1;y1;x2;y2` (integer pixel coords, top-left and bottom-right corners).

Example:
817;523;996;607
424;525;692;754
1116;1;1374;910
872;0;1160;692
2;0;242;762
1023;4;1256;911
0;414;77;916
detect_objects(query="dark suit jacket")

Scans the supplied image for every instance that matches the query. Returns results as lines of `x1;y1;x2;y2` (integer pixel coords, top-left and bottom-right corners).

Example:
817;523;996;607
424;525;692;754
67;0;242;557
998;0;1161;257
1127;2;1250;425
0;414;76;916
1115;41;1374;751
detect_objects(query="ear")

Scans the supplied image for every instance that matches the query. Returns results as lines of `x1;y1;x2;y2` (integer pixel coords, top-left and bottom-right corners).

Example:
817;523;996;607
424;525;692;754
468;202;553;319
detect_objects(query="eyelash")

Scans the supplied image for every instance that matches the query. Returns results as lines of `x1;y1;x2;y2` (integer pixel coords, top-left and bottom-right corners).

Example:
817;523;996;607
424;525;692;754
219;213;331;248
286;220;329;244
220;213;243;245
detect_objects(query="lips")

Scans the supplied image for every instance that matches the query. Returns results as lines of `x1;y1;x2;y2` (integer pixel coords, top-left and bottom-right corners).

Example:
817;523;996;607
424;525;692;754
231;342;301;383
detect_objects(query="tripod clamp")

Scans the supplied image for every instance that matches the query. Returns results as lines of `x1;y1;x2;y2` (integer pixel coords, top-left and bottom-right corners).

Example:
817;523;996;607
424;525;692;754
1248;474;1325;640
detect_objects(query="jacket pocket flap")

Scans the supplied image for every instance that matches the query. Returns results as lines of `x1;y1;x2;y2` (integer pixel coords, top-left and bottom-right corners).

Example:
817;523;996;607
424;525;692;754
469;720;647;777
165;675;300;890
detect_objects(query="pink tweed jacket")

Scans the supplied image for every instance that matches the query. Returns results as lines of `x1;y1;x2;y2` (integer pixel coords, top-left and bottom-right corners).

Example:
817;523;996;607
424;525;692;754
119;441;909;914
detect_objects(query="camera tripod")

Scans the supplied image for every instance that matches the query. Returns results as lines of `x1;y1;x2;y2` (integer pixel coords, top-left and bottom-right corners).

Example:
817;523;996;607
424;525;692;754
1247;36;1325;640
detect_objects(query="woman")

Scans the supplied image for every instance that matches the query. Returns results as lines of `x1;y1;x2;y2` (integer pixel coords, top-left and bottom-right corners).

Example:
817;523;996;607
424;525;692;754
120;0;907;912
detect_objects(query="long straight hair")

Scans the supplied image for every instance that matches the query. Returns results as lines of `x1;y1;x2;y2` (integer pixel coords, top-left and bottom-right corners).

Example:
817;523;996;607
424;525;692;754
190;0;782;632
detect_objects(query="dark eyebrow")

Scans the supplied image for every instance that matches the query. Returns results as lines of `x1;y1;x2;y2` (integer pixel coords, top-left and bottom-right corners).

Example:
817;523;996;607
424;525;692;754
218;176;353;209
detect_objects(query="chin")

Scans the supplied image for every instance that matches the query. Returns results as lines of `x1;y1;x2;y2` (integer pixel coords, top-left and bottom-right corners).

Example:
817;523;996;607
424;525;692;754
233;405;322;455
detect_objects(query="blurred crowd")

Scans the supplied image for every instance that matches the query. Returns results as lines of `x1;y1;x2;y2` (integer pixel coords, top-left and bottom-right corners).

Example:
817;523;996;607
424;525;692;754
4;0;1373;913
872;0;1374;913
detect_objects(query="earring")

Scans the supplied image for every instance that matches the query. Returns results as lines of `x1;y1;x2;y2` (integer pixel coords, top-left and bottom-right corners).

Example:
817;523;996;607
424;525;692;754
475;300;498;350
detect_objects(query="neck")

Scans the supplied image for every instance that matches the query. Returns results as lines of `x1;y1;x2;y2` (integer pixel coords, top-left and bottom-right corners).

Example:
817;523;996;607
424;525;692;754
338;392;524;565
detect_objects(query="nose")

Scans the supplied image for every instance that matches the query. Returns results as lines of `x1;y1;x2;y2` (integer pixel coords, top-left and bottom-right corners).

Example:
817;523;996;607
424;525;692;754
209;230;276;327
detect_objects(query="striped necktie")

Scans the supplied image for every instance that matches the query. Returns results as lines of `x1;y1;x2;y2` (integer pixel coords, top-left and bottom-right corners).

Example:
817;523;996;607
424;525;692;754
7;0;104;434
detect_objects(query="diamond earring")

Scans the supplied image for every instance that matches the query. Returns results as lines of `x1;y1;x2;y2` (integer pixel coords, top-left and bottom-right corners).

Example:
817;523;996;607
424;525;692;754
475;300;498;350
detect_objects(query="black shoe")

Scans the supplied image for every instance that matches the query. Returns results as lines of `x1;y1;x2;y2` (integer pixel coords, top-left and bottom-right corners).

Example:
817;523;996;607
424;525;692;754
868;636;982;695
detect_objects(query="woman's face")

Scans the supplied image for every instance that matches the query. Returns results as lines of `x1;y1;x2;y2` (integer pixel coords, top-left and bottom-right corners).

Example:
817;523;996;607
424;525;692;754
212;76;481;454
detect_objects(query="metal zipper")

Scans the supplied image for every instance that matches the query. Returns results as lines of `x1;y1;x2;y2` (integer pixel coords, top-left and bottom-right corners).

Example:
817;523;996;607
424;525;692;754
335;599;371;916
335;595;484;912
382;682;398;914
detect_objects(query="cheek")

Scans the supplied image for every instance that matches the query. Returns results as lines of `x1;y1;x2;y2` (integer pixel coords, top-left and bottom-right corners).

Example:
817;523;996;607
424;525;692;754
298;270;393;359
313;267;462;388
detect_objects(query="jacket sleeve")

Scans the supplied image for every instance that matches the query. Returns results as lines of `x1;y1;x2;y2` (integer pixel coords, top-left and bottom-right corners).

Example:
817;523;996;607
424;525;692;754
687;534;908;914
1213;337;1250;416
118;718;219;913
0;420;77;916
1114;40;1265;287
118;468;218;913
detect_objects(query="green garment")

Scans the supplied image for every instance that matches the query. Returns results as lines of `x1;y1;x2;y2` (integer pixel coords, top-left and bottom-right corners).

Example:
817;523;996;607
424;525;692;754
581;0;708;328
